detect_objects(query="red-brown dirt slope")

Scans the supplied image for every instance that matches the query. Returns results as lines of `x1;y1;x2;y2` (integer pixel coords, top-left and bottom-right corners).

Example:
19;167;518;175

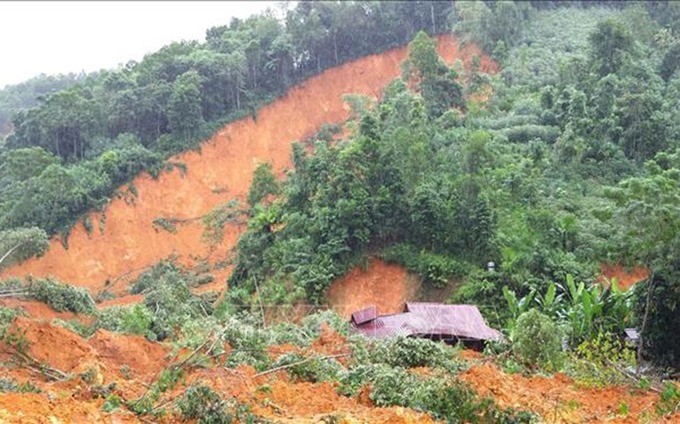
1;36;497;295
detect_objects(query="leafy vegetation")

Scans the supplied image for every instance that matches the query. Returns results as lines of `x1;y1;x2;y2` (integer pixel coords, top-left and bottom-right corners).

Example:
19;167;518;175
0;1;455;237
0;1;679;420
224;2;680;376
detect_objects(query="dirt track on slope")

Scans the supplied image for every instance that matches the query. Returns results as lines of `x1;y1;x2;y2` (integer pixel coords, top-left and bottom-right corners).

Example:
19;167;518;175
1;36;497;298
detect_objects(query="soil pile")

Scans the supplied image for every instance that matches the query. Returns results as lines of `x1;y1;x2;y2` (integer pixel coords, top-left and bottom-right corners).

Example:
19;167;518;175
327;258;420;318
460;361;673;423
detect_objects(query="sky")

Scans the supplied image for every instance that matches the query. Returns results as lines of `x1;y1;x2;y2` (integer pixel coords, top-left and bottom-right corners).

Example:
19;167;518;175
0;1;283;88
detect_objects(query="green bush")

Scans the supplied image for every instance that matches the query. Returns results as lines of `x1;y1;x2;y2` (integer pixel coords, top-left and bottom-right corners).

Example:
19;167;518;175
512;309;563;371
369;365;534;423
565;332;636;388
380;244;469;288
270;353;343;383
94;304;154;338
301;310;351;338
27;277;96;314
368;336;460;370
177;384;255;424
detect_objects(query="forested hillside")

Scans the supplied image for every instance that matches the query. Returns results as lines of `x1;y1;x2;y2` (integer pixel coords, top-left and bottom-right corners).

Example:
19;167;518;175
1;1;680;422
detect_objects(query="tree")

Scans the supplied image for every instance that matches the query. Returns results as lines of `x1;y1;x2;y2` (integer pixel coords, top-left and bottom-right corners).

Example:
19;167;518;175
512;309;563;371
247;162;280;208
402;31;464;119
660;42;680;82
0;227;49;269
168;70;204;142
602;154;680;369
588;19;634;76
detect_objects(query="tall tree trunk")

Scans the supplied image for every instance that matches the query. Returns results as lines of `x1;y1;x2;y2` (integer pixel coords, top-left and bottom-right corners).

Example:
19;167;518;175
431;2;436;34
636;272;655;376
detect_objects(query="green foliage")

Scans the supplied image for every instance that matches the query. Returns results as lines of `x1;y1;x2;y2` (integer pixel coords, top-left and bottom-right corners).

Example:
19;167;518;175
27;277;96;314
365;336;460;371
512;309;563;371
380;244;468;288
588;18;635;76
633;276;680;369
271;353;343;383
367;365;534;423
565;331;636;388
247;162;279;208
453;1;533;53
656;381;680;417
0;227;49;269
504;274;631;348
126;260;211;341
0;377;41;394
95;304;154;338
300;309;351;338
201;200;243;246
0;1;455;240
403;31;465;118
177;384;256;424
152;217;177;234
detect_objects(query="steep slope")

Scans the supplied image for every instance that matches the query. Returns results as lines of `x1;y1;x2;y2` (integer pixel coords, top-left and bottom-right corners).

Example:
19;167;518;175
0;35;497;295
327;258;421;319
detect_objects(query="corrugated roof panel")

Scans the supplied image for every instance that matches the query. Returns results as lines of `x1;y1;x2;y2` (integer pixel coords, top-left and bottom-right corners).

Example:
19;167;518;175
352;303;504;342
351;306;378;325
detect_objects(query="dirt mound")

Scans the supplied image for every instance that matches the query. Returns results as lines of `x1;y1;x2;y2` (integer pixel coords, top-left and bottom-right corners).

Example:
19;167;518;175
0;298;93;325
1;36;496;302
249;379;436;423
600;263;649;291
88;329;169;379
460;362;674;423
0;392;124;424
6;316;95;373
327;258;420;318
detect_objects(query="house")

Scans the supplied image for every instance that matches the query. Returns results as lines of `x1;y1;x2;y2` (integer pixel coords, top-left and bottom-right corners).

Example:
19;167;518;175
350;302;504;348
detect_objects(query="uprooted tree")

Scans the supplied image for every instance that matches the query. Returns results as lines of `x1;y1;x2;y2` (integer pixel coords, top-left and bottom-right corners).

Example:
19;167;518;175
0;227;49;270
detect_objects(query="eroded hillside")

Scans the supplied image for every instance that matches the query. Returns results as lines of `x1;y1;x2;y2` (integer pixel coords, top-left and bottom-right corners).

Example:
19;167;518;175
0;35;497;297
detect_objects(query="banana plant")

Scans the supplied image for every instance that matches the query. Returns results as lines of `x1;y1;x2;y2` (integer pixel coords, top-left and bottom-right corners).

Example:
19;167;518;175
504;274;632;346
534;281;565;317
503;285;535;327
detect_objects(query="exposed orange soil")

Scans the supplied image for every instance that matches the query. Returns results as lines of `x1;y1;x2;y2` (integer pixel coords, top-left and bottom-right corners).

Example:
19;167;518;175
0;315;675;423
460;362;677;423
1;35;497;300
327;258;421;319
0;298;93;325
88;329;169;380
5;316;96;373
96;293;145;308
600;263;650;291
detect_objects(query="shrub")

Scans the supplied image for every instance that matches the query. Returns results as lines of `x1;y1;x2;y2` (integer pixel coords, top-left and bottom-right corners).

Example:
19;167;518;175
301;310;351;337
369;365;534;423
380;244;469;288
512;309;563;371
27;277;96;314
270;353;343;383
368;336;460;371
176;384;257;424
565;331;636;388
94;304;154;338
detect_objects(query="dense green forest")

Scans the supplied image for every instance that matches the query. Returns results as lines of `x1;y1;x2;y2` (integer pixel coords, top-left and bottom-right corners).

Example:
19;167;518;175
2;0;680;380
0;1;453;238
227;1;680;371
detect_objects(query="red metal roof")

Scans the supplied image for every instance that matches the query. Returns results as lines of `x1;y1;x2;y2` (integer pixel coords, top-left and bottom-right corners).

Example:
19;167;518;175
351;306;378;325
351;302;504;342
